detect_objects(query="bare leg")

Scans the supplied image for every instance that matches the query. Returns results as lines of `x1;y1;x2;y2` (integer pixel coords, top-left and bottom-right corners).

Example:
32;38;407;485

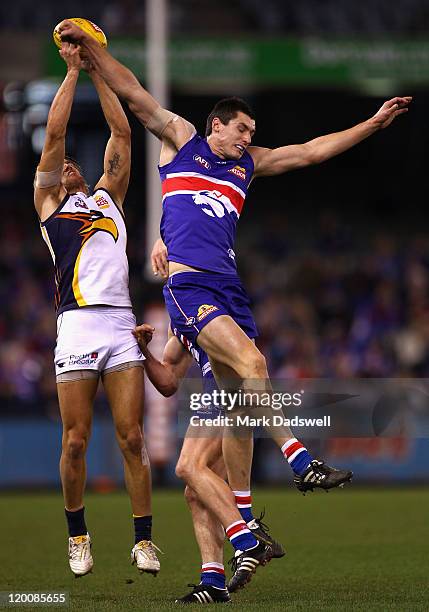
198;316;352;495
222;436;253;491
208;358;254;492
184;443;226;564
57;378;98;511
103;366;151;516
176;431;243;528
198;315;295;449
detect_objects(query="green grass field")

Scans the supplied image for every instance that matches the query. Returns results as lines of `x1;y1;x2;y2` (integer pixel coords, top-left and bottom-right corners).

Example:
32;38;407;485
1;488;428;611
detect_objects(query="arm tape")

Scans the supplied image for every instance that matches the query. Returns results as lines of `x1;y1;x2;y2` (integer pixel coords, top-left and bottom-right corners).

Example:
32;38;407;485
145;106;178;138
34;167;62;188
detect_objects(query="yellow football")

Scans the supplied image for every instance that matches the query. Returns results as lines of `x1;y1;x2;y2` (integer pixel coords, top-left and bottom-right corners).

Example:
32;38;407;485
53;18;107;49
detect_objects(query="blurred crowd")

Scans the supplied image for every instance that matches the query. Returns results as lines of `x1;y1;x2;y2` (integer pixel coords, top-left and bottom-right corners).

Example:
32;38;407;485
243;212;429;380
1;202;429;413
0;210;57;410
1;0;429;35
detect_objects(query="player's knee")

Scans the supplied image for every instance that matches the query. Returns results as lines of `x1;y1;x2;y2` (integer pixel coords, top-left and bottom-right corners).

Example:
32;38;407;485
118;426;143;457
239;350;267;379
63;431;88;460
175;457;188;481
176;451;208;483
175;456;195;482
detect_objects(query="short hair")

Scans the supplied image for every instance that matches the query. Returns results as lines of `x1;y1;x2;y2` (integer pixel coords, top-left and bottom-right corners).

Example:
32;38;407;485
64;155;90;194
205;97;255;136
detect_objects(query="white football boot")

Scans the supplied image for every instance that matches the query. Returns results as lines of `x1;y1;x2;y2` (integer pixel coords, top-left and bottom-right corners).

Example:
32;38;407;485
68;533;93;577
131;540;161;575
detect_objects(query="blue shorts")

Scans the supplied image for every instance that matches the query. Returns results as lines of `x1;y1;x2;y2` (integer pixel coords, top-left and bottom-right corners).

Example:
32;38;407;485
171;324;224;420
163;272;258;348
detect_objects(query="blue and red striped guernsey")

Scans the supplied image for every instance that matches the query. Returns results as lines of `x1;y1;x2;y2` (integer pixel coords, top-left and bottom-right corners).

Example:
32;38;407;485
159;134;254;275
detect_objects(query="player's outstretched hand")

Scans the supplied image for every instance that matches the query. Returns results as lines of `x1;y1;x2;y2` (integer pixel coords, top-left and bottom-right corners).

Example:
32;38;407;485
58;19;89;45
371;96;412;129
151;238;169;279
133;324;155;353
59;42;82;72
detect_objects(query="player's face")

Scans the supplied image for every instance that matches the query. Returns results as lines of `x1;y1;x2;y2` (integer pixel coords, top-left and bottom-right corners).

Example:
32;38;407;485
62;160;87;193
213;112;256;160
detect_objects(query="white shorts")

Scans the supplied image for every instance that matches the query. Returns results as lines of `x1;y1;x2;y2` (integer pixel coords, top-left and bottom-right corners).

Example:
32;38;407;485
54;307;145;380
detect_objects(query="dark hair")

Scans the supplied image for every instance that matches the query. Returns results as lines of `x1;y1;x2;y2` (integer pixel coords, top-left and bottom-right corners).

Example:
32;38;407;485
205;97;255;136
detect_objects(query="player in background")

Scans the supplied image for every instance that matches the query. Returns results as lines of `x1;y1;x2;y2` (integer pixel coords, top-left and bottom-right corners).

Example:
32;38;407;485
133;323;285;603
33;43;160;577
57;18;412;589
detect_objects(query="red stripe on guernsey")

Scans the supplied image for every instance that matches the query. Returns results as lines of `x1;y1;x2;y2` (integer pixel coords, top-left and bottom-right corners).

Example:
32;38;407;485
201;566;225;575
283;441;304;458
162;175;245;214
226;521;250;540
235;495;252;506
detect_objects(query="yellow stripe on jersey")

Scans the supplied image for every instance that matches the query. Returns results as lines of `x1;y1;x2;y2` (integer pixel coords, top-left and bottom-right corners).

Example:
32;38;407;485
40;225;56;264
72;244;88;307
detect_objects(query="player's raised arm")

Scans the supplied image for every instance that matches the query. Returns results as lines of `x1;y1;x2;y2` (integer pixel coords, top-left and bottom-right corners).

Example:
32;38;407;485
250;96;412;178
133;325;192;397
89;70;131;207
57;19;195;153
34;43;81;219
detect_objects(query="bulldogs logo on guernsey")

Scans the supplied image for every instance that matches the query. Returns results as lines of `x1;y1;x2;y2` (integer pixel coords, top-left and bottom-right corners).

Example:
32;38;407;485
159;134;254;275
40;189;132;314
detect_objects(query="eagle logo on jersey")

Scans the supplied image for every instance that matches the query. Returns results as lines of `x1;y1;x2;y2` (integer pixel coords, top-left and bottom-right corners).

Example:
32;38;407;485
192;190;237;219
56;210;119;246
55;210;119;307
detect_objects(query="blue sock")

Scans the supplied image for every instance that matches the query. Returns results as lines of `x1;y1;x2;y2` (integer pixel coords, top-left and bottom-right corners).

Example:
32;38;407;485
65;506;87;537
226;521;258;552
233;490;254;524
133;515;152;544
282;438;313;476
200;563;226;589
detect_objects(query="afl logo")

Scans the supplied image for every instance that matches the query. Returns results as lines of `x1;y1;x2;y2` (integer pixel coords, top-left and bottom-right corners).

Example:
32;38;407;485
193;154;211;170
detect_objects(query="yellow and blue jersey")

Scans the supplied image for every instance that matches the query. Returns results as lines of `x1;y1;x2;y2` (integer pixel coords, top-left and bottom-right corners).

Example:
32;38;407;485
40;188;132;315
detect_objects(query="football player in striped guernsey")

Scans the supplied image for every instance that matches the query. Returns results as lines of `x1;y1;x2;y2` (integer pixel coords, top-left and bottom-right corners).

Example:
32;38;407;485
133;323;285;601
34;43;160;577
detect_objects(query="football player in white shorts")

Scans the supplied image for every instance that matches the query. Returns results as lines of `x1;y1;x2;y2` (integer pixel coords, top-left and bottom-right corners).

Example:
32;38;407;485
34;43;159;577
